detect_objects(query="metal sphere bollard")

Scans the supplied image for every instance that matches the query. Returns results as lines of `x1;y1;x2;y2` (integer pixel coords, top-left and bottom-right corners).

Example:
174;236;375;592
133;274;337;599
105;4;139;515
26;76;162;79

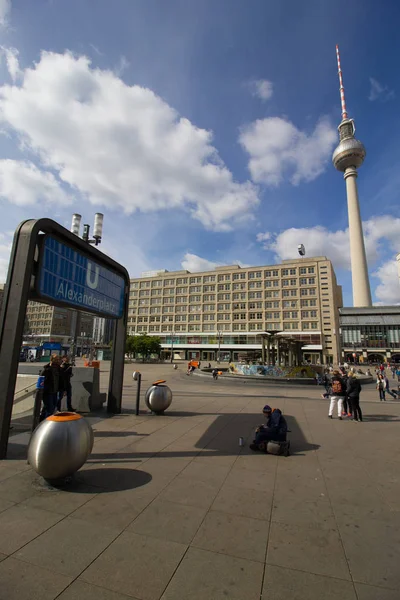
28;412;94;483
145;380;172;414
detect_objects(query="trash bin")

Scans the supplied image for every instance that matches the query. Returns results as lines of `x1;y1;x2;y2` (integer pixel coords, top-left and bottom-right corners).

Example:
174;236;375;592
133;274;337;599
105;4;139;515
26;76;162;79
28;412;94;484
145;380;172;414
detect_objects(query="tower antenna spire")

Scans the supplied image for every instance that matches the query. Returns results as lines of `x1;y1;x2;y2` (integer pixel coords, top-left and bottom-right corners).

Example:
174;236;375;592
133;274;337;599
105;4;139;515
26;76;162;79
336;44;348;120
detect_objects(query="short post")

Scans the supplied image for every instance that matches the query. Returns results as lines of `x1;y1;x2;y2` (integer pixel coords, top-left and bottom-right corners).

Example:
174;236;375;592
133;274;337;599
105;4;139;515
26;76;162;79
133;371;142;416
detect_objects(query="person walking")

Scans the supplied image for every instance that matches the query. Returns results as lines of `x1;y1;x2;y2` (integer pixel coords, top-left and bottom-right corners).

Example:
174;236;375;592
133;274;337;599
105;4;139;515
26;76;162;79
347;372;362;422
58;356;76;411
212;368;218;381
383;374;397;399
328;370;346;419
391;365;396;379
40;354;61;421
377;374;386;401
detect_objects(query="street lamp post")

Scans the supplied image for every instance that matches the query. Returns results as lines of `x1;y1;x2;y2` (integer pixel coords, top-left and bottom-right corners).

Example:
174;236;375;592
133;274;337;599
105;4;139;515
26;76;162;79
70;213;104;364
170;330;175;364
217;329;222;364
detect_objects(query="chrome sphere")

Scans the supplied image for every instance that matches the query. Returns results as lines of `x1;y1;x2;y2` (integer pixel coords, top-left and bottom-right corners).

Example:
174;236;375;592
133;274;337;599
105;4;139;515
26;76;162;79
145;384;172;414
332;137;366;171
28;413;94;482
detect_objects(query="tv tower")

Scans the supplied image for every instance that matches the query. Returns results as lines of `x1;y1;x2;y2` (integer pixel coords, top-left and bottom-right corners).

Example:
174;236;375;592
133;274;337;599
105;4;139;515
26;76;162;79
332;45;372;307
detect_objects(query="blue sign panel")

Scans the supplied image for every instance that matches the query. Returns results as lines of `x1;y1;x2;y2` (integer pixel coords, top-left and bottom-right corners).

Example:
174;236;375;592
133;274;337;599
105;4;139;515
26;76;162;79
37;235;125;318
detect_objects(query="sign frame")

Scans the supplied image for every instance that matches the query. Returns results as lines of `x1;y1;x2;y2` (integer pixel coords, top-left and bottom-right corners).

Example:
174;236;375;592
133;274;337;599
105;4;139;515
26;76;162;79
0;218;129;459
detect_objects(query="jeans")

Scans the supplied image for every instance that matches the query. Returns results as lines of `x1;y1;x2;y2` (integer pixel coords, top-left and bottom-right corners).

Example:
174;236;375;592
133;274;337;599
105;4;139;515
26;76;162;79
57;384;73;411
40;392;57;421
351;396;362;421
255;429;286;445
329;396;344;417
379;389;386;401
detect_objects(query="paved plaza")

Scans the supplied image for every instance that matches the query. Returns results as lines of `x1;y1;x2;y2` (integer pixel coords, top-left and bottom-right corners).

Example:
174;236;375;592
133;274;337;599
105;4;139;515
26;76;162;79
1;364;400;599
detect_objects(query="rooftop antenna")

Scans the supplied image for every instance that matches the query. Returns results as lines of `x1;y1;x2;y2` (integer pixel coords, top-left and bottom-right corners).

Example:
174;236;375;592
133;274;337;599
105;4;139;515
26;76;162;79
336;44;348;121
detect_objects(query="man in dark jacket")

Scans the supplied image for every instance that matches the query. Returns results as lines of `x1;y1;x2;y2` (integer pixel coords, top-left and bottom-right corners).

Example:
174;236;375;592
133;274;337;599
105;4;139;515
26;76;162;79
40;354;61;421
250;405;288;451
346;372;362;422
58;356;75;411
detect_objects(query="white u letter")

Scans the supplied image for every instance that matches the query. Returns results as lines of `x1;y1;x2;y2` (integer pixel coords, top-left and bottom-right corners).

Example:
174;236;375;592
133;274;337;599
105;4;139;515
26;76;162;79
86;262;99;289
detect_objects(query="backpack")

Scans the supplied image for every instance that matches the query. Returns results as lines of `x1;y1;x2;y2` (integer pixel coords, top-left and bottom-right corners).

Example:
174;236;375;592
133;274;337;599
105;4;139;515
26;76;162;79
331;378;343;395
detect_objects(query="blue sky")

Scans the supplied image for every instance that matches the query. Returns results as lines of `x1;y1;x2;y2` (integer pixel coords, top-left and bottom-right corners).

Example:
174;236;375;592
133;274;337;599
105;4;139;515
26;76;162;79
0;0;399;305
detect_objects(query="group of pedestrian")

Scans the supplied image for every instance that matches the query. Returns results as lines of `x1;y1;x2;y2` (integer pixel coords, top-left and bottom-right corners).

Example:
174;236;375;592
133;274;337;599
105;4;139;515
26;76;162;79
40;354;75;421
324;369;363;421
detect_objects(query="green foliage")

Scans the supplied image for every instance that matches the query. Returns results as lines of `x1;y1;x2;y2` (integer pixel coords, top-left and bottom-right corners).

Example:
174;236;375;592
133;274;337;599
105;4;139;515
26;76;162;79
125;335;161;360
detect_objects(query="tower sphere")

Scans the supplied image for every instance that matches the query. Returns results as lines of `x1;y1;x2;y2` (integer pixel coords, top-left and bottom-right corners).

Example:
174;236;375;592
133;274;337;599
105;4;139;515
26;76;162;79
332;137;366;172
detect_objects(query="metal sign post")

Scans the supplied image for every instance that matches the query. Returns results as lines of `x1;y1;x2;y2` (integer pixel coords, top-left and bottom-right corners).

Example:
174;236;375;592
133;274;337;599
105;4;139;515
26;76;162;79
0;218;129;459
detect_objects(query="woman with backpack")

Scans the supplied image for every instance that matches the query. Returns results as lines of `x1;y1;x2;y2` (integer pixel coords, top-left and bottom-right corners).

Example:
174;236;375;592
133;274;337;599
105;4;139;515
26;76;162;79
328;370;346;419
347;372;362;422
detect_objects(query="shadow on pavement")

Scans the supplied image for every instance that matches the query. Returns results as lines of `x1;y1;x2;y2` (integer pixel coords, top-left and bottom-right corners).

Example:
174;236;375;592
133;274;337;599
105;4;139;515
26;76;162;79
73;467;152;492
363;414;400;422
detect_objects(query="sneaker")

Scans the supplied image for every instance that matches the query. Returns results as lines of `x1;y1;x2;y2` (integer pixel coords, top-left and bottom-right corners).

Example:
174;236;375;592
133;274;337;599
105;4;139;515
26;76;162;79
249;443;259;452
328;415;333;419
347;413;352;417
341;411;346;416
339;416;343;420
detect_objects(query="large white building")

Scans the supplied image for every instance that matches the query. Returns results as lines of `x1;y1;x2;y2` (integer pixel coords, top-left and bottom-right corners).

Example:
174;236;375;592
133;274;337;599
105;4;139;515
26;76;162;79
128;257;343;365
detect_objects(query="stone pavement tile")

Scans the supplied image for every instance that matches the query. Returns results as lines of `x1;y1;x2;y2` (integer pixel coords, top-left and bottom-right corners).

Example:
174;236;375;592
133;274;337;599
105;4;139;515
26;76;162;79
179;461;231;485
267;522;351;581
57;580;139;600
211;484;273;521
338;515;400;590
192;510;269;562
223;465;274;493
355;583;400;600
19;484;98;516
0;553;7;562
158;474;220;509
80;531;187;600
271;495;336;529
0;504;62;554
70;489;152;530
0;468;41;502
0;463;30;483
234;452;278;473
262;565;357;600
0;557;72;600
15;516;120;577
327;485;393;520
161;547;264;600
128;498;207;544
0;496;15;514
192;452;238;468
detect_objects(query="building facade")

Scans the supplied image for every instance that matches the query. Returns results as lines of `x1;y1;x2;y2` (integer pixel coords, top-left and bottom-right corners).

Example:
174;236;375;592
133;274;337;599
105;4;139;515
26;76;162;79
92;317;115;345
128;257;343;364
24;302;94;350
340;306;400;364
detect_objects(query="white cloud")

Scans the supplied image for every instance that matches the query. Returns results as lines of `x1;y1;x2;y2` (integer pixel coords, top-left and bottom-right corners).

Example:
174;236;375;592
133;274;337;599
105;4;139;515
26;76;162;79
0;159;71;206
257;215;400;303
0;50;259;231
249;79;273;101
369;77;395;102
181;253;221;272
239;116;337;186
374;260;400;304
0;0;10;27
0;47;21;82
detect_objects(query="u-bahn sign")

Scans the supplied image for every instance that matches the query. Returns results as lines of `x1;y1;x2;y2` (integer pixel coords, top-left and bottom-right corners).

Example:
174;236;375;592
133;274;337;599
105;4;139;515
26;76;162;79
36;235;125;318
0;218;129;459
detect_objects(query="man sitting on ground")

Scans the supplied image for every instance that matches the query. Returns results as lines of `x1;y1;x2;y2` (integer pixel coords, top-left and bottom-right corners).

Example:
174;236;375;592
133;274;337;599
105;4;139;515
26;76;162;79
250;405;288;451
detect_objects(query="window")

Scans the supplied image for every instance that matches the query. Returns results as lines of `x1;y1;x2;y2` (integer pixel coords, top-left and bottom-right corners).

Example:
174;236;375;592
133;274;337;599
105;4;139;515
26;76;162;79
311;322;318;329
289;268;296;275
218;284;231;291
203;294;215;302
176;287;187;294
203;304;215;311
188;314;201;321
309;288;316;296
176;296;187;304
177;277;188;284
273;280;279;287
190;295;201;303
248;272;255;279
309;299;317;307
290;279;296;286
190;286;202;293
265;281;272;288
255;271;262;278
308;267;315;274
300;278;307;285
282;279;289;287
189;304;201;313
310;310;317;317
299;267;306;274
203;275;215;282
290;290;297;297
264;270;271;277
303;322;310;330
283;290;289;297
234;302;247;310
302;311;309;318
203;285;215;292
217;303;230;311
233;273;240;280
175;315;187;322
308;278;315;285
190;277;202;284
203;314;215;321
301;289;308;296
249;301;262;309
272;270;279;277
282;269;289;276
218;293;231;300
164;279;175;286
274;312;280;319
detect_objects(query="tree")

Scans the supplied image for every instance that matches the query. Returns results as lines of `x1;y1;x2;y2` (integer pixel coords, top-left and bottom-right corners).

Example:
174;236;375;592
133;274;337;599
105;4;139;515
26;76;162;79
125;336;137;356
127;335;162;361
